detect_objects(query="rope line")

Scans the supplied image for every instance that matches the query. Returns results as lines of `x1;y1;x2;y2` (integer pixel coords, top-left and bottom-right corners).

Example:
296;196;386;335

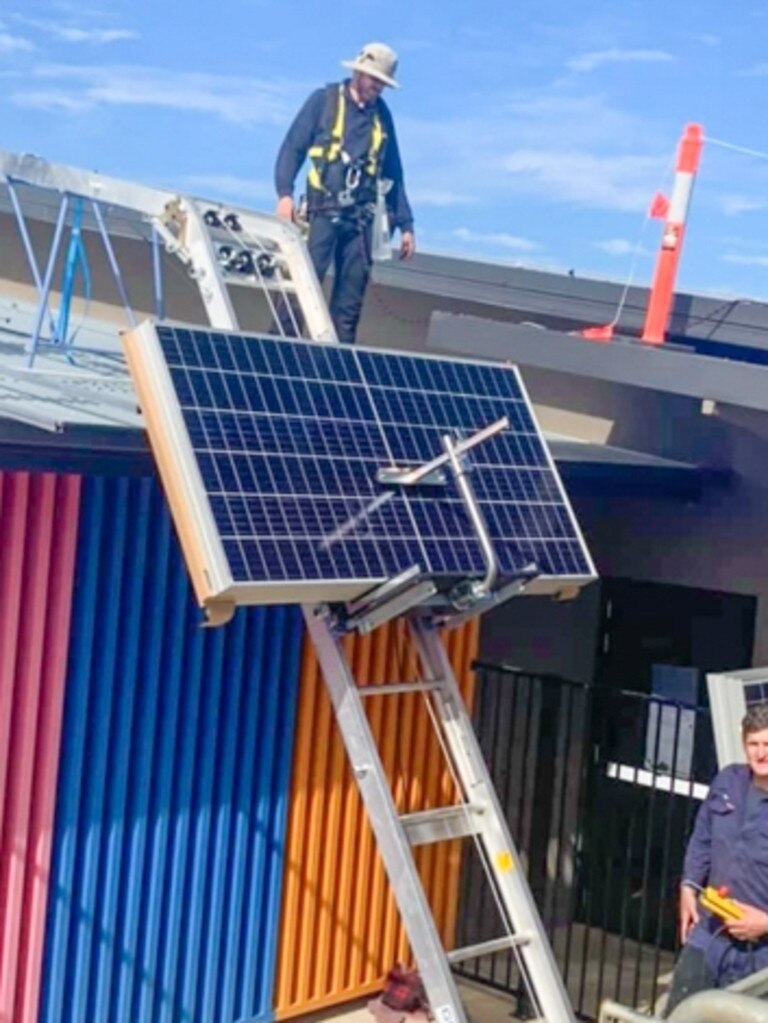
705;136;768;162
597;152;677;330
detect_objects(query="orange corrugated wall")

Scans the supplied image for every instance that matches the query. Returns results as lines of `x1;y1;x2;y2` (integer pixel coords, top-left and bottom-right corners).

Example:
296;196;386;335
275;618;479;1018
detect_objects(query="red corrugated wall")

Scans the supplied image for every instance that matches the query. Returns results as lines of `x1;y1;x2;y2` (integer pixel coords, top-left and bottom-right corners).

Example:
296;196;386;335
0;472;81;1023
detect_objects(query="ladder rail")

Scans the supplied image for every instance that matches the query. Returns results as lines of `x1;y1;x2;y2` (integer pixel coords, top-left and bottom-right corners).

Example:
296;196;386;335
302;604;470;1023
410;617;576;1023
304;600;577;1023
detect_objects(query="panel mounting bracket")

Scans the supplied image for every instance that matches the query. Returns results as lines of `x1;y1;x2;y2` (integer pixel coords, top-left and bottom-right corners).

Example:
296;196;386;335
375;415;508;488
331;565;438;635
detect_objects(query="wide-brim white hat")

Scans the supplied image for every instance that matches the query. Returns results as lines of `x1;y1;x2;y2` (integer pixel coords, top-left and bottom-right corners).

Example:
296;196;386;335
342;42;400;88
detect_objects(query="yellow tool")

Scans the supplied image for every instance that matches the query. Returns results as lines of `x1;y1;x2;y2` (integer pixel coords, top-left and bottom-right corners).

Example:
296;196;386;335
700;885;743;922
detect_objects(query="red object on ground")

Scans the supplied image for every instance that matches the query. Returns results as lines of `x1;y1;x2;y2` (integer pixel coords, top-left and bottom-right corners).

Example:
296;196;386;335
580;324;615;342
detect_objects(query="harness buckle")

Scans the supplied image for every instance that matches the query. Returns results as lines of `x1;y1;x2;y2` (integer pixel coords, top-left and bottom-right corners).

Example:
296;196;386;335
336;165;364;207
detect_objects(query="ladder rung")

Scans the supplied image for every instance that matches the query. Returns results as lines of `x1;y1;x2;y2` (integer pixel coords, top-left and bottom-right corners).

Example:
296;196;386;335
358;680;443;697
447;934;533;964
400;805;482;845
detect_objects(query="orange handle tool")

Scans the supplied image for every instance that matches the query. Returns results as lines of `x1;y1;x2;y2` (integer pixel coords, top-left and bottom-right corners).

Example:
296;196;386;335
699;885;743;922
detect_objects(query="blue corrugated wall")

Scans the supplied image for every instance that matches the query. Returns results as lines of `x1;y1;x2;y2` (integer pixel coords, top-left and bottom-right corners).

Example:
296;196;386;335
40;476;303;1023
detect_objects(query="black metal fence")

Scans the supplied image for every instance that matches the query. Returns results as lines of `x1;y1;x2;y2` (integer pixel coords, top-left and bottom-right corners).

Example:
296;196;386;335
455;663;717;1020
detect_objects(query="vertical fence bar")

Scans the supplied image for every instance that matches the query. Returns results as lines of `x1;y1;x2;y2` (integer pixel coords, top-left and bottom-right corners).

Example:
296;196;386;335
457;665;713;1021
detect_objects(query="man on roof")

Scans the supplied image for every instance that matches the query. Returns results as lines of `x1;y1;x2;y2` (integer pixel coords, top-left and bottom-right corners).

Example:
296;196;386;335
274;42;415;344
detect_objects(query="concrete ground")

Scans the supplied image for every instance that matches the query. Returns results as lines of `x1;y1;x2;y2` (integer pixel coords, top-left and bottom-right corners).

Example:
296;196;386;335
294;929;676;1023
295;981;519;1023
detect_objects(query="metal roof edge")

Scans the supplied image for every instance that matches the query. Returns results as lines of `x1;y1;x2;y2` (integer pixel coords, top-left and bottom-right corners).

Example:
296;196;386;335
374;252;768;351
427;311;768;413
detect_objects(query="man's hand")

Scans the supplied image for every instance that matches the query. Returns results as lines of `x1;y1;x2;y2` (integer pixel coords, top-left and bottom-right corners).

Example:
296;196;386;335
276;196;295;222
399;230;415;260
725;902;768;942
679;885;700;944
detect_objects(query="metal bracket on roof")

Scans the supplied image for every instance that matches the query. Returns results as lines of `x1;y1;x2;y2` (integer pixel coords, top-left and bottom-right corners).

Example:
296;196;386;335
0;146;339;365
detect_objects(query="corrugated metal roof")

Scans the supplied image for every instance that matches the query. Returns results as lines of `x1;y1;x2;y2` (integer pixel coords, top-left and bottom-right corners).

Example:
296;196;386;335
0;296;138;431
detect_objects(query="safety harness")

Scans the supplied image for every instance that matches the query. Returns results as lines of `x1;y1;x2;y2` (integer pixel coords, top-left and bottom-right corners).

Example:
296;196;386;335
306;84;387;214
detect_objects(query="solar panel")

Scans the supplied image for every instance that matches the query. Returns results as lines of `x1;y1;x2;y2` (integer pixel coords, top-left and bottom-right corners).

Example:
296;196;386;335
123;322;596;616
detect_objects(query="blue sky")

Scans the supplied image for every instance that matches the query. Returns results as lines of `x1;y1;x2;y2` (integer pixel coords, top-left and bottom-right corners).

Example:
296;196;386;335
3;0;768;300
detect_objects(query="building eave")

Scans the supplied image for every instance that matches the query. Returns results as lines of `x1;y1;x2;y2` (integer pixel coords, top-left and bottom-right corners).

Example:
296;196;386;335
428;311;768;414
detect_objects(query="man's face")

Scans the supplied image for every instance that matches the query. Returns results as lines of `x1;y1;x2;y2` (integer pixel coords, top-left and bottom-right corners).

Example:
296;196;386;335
354;71;385;105
745;727;768;780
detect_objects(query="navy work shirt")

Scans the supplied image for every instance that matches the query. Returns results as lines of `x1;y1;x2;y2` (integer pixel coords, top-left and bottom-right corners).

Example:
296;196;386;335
274;80;414;232
683;763;768;983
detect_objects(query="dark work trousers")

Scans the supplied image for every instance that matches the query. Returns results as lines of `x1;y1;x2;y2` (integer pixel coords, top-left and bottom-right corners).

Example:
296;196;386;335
663;944;716;1017
307;213;373;344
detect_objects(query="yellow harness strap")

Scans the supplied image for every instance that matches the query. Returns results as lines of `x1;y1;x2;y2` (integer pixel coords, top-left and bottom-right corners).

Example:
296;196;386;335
367;112;385;177
307;84;387;196
307;85;346;192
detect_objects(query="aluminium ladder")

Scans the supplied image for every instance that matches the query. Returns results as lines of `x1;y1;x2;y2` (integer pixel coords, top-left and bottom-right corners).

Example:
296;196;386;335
303;605;576;1023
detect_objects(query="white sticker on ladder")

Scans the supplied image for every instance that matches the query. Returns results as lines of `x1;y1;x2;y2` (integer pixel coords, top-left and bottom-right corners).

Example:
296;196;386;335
435;1005;458;1023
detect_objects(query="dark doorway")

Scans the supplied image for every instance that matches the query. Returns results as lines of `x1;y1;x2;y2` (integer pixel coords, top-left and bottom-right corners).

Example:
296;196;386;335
584;579;756;972
597;578;756;696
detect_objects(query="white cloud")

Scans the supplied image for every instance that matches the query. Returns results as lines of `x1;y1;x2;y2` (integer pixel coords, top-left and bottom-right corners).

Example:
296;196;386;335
0;30;34;53
452;227;539;251
10;64;302;126
740;63;768;76
399;92;667;218
718;194;768;216
408;187;476;207
179;174;274;202
593;238;650;257
498;150;664;212
722;253;768;268
10;89;91;111
12;14;137;44
567;49;675;73
55;27;137;43
696;34;720;47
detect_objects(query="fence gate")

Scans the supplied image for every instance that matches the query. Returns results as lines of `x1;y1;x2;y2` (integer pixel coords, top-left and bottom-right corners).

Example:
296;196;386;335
455;664;716;1020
